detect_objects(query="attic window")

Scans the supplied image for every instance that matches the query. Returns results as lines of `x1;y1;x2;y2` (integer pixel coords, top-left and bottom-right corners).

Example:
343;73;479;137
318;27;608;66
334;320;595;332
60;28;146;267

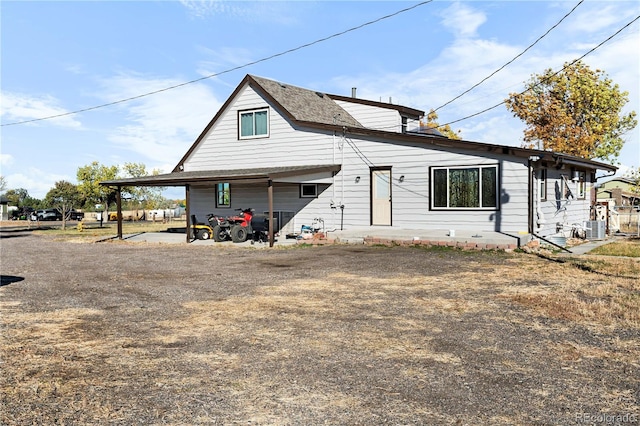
239;108;269;139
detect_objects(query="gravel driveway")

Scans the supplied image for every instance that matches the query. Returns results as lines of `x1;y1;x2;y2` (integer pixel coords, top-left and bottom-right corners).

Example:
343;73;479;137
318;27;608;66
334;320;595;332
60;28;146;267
1;229;638;425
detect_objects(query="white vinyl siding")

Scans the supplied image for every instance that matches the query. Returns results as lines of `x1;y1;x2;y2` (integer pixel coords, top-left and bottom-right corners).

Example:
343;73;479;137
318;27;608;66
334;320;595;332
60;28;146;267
183;85;334;171
334;100;403;132
183;80;605;236
332;137;529;233
534;168;593;237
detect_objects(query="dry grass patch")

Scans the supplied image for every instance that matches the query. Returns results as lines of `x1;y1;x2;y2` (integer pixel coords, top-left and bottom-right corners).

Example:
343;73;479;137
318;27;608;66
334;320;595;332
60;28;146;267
588;237;640;257
2;239;638;424
31;220;185;241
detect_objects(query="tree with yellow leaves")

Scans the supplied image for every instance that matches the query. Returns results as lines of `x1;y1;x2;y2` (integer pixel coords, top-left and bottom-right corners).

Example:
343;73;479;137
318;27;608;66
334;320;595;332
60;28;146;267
420;110;462;140
505;60;636;163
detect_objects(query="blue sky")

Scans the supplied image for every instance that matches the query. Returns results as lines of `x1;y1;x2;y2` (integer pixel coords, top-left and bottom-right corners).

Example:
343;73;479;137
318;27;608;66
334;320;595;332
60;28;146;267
2;0;639;200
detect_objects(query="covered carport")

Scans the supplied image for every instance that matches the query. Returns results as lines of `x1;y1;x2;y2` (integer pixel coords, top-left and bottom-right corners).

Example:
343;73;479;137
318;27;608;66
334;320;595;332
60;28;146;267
100;164;341;247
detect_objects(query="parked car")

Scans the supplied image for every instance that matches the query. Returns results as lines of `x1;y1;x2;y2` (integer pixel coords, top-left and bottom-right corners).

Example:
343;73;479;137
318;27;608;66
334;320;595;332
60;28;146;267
37;208;62;221
66;209;84;221
10;207;34;220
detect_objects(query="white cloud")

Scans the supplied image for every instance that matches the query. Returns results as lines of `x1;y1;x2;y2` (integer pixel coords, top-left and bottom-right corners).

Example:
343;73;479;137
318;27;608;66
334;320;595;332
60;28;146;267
6;167;71;200
564;4;633;34
439;2;487;39
96;73;222;164
196;46;256;75
179;0;299;25
179;0;229;18
329;1;639;165
0;92;82;128
1;153;15;167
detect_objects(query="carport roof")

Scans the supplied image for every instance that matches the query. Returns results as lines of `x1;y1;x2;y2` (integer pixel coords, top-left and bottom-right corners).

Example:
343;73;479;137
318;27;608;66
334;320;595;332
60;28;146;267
100;164;341;187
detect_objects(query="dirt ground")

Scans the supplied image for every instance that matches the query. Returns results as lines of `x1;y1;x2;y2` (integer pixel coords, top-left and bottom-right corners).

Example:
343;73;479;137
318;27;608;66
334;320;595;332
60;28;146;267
1;229;638;425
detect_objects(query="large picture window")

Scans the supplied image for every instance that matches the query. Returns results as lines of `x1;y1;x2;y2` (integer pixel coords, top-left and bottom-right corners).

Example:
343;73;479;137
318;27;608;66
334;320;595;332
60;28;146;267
239;108;269;139
216;182;230;208
431;165;498;210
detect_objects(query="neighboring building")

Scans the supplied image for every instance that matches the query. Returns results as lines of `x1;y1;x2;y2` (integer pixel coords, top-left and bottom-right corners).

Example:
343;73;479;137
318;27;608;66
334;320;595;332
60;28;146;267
102;74;617;242
596;177;640;206
0;196;9;221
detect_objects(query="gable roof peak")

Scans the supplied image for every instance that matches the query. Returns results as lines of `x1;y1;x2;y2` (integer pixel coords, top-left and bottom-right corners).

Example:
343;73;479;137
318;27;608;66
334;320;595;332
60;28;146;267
247;74;362;128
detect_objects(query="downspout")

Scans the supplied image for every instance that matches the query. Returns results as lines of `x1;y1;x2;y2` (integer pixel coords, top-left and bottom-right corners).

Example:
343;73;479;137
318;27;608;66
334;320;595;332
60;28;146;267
528;160;534;234
332;129;336;230
341;127;345;210
527;156;540;234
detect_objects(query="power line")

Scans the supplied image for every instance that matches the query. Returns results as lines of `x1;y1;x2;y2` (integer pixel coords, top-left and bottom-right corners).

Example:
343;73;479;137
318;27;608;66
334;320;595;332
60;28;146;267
432;0;584;113
1;1;433;128
341;14;639;176
433;14;640;130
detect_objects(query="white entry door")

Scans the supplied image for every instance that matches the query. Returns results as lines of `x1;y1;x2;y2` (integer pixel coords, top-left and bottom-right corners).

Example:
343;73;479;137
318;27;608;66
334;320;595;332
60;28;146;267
371;169;392;226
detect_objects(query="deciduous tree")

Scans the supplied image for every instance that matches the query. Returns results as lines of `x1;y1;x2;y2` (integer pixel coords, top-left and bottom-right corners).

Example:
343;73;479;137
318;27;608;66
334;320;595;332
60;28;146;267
505;60;636;163
120;162;166;210
77;161;118;210
420;110;462;140
4;188;29;207
627;167;640;201
44;181;81;230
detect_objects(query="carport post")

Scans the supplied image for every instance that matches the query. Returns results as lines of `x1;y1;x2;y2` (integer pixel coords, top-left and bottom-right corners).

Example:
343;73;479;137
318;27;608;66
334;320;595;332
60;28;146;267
116;186;123;239
268;179;274;248
185;184;191;243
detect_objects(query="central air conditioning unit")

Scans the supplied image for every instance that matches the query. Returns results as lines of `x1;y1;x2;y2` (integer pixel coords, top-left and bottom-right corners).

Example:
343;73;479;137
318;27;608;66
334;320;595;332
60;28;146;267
585;220;606;240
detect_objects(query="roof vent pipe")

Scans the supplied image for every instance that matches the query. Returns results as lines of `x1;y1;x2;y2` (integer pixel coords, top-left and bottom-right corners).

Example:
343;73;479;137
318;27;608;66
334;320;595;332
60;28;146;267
351;87;357;98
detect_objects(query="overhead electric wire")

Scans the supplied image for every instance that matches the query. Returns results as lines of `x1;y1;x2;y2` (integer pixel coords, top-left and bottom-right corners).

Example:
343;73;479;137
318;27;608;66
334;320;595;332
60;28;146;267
1;1;433;127
341;14;639;177
432;0;584;113
433;14;640;130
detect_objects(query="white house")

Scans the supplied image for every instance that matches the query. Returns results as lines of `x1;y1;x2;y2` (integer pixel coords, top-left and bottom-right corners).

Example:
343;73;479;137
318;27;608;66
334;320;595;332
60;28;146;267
103;74;617;245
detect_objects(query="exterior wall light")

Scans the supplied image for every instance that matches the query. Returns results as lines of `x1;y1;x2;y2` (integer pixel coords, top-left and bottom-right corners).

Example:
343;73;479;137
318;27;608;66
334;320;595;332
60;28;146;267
355;176;361;183
399;175;405;182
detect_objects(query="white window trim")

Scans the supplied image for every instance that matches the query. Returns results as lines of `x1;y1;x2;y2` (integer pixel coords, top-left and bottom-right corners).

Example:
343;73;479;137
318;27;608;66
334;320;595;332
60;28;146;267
300;183;318;198
239;108;270;140
576;171;587;200
430;165;499;210
539;169;547;201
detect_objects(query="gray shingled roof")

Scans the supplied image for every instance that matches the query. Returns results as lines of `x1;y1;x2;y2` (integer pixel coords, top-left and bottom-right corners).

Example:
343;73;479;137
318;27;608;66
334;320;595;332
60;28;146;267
250;75;363;128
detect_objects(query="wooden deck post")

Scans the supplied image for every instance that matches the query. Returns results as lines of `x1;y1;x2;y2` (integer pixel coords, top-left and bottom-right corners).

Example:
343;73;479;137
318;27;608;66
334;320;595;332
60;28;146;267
268;179;274;248
185;184;191;243
116;186;123;239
